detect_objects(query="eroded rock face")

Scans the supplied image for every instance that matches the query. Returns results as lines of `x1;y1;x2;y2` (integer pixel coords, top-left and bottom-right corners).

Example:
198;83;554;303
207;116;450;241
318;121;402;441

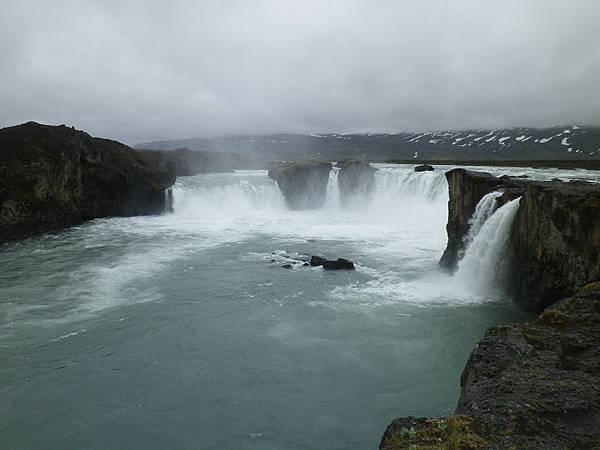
337;160;377;205
381;283;600;450
510;181;600;311
0;122;175;244
268;161;332;209
439;169;526;268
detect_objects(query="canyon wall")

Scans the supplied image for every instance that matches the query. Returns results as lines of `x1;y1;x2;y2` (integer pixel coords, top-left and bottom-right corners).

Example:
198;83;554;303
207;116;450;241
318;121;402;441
0;122;175;244
380;283;600;450
382;168;600;449
439;169;527;268
511;181;600;311
440;168;600;311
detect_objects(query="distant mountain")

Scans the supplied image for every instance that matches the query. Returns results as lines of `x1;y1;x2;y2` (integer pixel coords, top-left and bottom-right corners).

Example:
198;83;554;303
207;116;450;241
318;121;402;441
135;126;600;161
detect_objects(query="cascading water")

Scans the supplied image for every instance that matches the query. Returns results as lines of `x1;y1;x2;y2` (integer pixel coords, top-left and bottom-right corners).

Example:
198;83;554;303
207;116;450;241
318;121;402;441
4;163;555;450
372;168;448;201
453;197;522;297
461;191;503;255
164;188;174;213
366;167;449;228
326;167;341;208
171;172;285;216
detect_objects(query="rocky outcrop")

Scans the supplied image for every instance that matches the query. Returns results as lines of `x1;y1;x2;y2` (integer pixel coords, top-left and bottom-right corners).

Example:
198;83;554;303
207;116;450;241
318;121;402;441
337;160;377;204
0;122;175;244
310;255;355;270
510;180;600;311
439;168;600;311
268;161;332;209
141;147;263;176
414;164;434;172
439;169;527;268
381;282;600;450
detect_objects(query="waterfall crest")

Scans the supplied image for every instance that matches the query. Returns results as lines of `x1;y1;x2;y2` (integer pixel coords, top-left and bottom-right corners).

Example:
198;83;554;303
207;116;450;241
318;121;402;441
326;167;341;208
454;197;521;296
461;191;503;254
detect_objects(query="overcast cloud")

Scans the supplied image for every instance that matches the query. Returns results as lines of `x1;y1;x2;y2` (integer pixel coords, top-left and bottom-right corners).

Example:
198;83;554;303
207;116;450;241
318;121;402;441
1;0;599;144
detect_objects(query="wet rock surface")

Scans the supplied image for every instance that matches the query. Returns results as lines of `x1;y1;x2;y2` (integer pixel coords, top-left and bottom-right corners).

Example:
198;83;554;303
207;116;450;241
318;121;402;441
414;164;434;172
0;122;176;245
337;160;377;204
511;180;600;311
270;253;356;270
268;161;332;209
381;283;600;450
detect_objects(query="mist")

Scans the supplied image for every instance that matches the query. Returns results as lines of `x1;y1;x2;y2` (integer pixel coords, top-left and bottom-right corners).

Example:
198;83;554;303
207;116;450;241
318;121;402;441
1;0;599;144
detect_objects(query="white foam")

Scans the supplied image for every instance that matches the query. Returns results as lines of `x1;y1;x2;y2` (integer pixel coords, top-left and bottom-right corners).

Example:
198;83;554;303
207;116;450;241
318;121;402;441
453;198;521;297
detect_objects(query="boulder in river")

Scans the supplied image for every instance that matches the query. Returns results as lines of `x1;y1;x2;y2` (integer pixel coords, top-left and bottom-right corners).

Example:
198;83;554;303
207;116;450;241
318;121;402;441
414;164;434;172
268;161;332;210
322;258;355;270
310;255;355;270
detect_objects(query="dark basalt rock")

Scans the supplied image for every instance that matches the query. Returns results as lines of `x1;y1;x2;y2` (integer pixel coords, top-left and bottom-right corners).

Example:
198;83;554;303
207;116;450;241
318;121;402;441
0;122;175;245
310;255;327;266
510;181;600;311
440;168;600;311
310;255;355;270
414;164;434;172
381;283;600;450
322;258;355;270
268;161;332;209
337;160;377;204
439;169;528;269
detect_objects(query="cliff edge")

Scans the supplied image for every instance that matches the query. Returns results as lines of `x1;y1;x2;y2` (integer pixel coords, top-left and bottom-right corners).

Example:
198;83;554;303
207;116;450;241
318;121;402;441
0;122;175;244
380;282;600;450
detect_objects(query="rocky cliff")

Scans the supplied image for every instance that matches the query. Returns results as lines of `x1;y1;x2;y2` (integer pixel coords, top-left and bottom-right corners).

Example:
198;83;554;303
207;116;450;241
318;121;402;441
380;282;600;450
439;168;600;311
337;160;377;205
268;161;332;209
0;122;175;244
439;169;526;268
511;181;600;311
141;147;263;176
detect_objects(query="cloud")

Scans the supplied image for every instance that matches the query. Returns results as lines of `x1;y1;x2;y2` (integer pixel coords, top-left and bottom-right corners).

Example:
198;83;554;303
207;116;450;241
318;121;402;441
1;0;599;144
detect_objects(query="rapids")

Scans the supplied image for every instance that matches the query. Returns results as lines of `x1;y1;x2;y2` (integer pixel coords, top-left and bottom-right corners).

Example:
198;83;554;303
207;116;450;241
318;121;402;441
1;164;596;449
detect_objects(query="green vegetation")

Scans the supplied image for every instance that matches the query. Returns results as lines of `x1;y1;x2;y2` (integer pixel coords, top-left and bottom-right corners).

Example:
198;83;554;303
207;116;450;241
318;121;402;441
380;416;487;450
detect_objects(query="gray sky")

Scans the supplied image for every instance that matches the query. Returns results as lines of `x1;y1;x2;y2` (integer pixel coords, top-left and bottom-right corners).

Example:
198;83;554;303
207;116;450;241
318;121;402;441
1;0;600;144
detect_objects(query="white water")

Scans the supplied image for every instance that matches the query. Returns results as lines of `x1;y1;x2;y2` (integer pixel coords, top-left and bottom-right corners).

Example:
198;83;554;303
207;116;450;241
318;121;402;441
454;197;522;297
326;167;341;208
461;191;503;255
2;163;590;450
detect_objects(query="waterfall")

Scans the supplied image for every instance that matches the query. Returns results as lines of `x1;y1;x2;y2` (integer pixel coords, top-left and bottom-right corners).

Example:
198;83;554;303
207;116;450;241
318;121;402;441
326;167;341;208
372;168;447;201
461;191;503;254
171;175;284;216
164;188;173;214
453;197;521;296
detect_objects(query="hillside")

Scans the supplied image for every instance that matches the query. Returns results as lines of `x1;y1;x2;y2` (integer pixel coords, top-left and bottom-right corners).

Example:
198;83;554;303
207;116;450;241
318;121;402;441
136;126;600;162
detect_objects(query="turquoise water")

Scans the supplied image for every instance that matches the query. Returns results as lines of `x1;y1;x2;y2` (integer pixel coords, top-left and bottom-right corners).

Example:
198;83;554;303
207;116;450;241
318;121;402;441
0;166;550;449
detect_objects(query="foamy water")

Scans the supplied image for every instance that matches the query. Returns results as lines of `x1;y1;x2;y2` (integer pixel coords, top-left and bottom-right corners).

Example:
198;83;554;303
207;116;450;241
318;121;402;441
0;164;595;449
